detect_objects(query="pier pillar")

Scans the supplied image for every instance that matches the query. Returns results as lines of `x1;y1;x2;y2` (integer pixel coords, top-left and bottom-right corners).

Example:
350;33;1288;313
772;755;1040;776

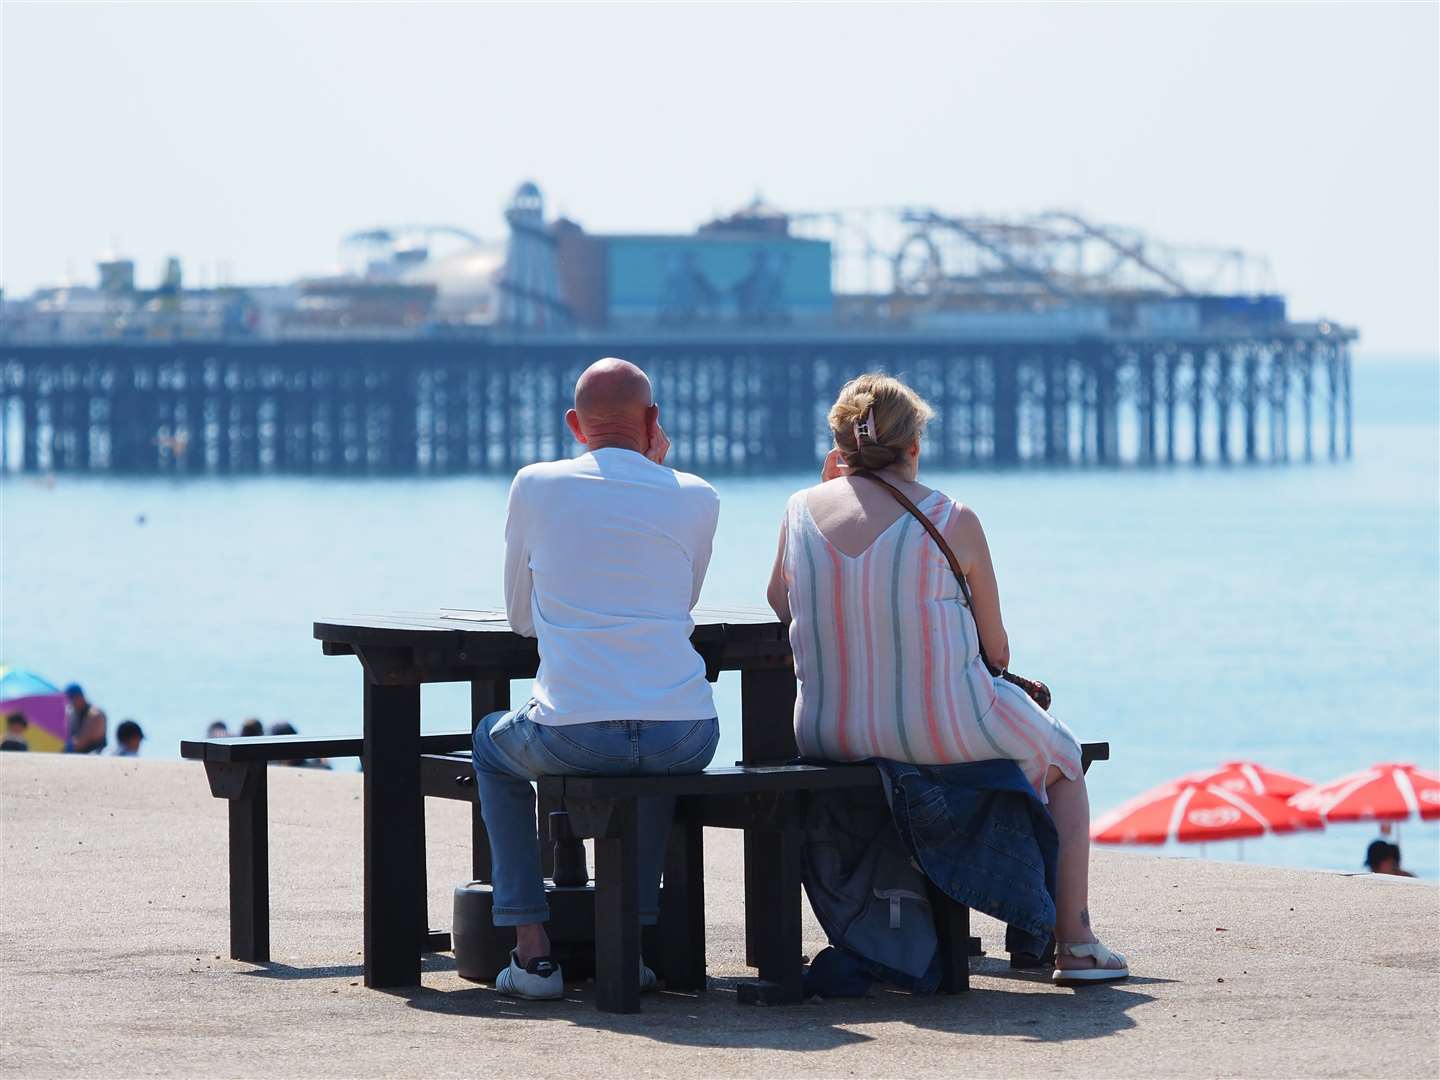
185;356;207;474
442;360;467;471
1301;346;1314;462
1092;349;1118;465
77;364;95;472
391;364;418;474
1243;347;1259;463
1326;345;1339;461
992;351;1020;466
1140;351;1158;465
1342;347;1353;459
1190;348;1206;464
1044;354;1068;463
1269;348;1288;463
1161;352;1176;463
21;377;38;473
1216;348;1234;464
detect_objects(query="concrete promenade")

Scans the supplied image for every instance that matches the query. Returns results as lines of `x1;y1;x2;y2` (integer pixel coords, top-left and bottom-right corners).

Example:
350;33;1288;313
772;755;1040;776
2;754;1436;1079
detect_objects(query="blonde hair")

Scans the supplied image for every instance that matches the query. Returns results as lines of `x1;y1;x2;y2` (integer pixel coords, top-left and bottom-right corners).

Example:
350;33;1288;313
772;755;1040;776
828;372;935;471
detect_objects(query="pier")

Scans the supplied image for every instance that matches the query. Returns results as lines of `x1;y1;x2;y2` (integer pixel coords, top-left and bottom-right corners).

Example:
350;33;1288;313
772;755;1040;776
1;329;1353;476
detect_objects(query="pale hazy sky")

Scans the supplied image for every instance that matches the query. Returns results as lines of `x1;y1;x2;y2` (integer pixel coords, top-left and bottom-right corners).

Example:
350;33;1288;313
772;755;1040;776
3;2;1436;353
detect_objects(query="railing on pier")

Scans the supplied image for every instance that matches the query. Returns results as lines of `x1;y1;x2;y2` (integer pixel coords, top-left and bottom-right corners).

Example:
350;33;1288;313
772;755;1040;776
0;332;1354;475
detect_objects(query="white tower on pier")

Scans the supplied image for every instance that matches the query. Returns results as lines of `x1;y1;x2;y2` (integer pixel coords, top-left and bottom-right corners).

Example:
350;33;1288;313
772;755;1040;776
497;181;571;331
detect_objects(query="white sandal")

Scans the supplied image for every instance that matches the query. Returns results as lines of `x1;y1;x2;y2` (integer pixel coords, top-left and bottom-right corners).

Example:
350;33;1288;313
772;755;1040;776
1051;940;1129;985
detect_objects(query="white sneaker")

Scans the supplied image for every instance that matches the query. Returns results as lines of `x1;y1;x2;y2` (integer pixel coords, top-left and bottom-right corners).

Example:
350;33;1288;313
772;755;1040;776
496;950;564;1000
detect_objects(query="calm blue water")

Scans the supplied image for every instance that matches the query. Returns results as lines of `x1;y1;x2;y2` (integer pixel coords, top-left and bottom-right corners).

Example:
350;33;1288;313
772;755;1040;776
3;358;1437;878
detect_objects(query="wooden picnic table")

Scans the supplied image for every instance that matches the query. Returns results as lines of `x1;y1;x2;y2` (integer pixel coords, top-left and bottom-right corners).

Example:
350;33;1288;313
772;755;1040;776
313;606;799;990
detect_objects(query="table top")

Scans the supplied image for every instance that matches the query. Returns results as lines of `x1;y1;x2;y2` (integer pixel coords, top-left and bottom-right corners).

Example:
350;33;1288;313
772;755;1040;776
314;606;787;650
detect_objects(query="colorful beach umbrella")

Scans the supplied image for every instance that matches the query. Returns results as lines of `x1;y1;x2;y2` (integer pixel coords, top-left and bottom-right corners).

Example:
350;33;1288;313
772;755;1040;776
1180;760;1314;801
1288;763;1440;824
1092;781;1324;845
0;665;68;753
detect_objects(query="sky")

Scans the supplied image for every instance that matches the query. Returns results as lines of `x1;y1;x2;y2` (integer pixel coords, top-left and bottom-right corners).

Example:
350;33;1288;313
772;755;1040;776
2;2;1437;354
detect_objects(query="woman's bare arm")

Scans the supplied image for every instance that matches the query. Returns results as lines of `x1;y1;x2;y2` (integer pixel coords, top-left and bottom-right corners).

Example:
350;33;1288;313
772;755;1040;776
946;505;1010;670
766;519;791;624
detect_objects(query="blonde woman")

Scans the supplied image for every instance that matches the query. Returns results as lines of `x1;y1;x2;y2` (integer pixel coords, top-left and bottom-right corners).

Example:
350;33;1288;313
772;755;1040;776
766;373;1128;984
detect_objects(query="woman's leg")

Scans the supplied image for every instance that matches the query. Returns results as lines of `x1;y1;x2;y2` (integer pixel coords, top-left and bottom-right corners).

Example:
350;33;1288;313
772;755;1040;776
1045;766;1124;971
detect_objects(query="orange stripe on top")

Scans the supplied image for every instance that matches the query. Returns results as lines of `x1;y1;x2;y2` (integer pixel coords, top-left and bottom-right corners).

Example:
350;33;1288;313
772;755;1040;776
992;691;1050;773
828;541;851;760
930;500;969;760
860;540;881;755
915;532;947;761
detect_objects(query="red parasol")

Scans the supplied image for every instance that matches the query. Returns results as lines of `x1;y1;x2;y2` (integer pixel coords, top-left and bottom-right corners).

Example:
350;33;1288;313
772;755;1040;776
1180;760;1314;801
1288;763;1440;824
1092;781;1324;845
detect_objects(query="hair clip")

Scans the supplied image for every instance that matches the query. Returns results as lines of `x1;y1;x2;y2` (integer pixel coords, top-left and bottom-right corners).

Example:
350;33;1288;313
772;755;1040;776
853;407;876;444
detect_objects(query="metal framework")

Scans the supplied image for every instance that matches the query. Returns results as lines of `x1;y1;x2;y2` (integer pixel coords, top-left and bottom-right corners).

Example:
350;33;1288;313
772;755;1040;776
789;206;1277;305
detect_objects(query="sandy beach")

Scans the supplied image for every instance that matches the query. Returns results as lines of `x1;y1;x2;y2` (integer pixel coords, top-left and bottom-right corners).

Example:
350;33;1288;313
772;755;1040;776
1;752;1436;1079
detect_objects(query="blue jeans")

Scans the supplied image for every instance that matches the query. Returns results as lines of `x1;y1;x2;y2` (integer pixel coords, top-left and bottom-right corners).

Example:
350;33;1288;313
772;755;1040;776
472;703;719;928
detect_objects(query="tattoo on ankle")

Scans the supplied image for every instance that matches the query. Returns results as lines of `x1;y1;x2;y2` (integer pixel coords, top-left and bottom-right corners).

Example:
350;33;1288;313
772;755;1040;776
1080;909;1091;929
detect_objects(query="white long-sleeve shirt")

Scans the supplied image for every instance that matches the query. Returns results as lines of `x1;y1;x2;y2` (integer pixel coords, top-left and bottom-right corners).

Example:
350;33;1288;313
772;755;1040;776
503;448;720;726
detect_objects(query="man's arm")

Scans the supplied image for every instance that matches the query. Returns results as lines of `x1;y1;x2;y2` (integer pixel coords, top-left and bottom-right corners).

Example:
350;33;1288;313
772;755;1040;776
688;489;720;609
503;474;536;637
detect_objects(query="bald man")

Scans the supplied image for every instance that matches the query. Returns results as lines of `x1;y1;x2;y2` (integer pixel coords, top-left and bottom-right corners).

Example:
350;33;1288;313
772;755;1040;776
473;357;721;1000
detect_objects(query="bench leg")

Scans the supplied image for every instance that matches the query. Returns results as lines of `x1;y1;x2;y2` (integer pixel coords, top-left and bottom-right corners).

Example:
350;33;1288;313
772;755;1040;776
747;817;804;1003
658;816;705;992
226;765;269;963
929;884;971;993
204;761;269;963
363;680;425;989
594;797;641;1013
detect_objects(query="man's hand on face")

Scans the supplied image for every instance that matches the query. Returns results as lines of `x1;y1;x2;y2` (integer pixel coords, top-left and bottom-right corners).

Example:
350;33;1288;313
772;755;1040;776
646;418;671;465
821;447;850;482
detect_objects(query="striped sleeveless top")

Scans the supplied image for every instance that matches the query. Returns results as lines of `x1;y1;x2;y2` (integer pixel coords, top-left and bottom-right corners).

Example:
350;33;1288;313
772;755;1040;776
783;487;1082;789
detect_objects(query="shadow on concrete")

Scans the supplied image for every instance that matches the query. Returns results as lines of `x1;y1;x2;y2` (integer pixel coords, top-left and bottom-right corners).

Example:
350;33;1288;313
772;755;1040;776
395;967;1159;1049
240;953;457;981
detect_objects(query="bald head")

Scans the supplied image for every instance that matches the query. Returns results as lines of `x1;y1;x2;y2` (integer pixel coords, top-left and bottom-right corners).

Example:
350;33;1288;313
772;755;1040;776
566;357;660;455
574;357;653;422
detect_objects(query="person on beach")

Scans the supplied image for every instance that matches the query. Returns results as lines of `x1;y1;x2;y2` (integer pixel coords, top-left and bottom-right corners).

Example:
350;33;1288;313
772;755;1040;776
63;684;107;754
472;357;720;1001
766;373;1128;985
112;720;144;756
2;713;29;751
1364;840;1416;877
207;721;230;739
238;718;264;738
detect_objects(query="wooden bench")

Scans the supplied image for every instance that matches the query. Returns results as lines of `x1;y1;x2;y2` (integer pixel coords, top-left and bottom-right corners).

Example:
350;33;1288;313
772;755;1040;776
180;731;473;962
423;742;1111;1013
186;727;1108;1010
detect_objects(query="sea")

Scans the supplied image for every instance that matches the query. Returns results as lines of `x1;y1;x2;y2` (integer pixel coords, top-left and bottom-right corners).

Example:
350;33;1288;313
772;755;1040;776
3;356;1436;879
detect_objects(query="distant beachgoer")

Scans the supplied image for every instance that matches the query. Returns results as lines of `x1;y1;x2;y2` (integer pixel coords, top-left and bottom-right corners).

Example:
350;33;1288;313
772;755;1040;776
207;721;230;739
269;721;331;769
113;720;144;757
1364;840;1416;877
2;713;29;752
239;718;265;738
64;684;108;754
